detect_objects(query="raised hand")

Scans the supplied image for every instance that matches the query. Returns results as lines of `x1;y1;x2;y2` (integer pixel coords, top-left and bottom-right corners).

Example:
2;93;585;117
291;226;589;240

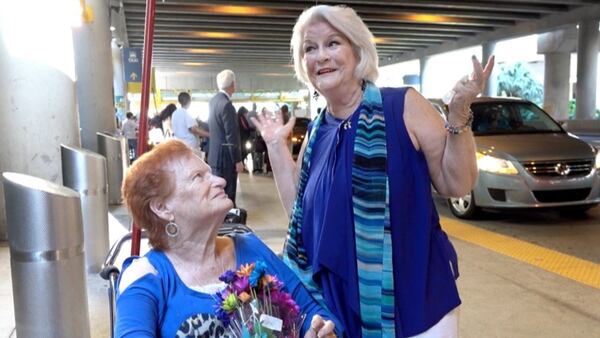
445;55;495;120
250;108;296;146
304;314;336;338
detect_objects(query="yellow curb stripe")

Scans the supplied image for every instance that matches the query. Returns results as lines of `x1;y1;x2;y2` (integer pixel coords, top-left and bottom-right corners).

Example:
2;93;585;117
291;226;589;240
441;216;600;289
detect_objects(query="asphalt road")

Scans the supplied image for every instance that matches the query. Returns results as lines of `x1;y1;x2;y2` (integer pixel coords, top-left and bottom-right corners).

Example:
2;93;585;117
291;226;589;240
433;196;600;264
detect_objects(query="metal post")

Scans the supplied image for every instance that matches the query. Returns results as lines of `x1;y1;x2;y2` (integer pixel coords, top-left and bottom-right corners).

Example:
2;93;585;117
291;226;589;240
132;0;157;256
575;19;599;120
61;144;110;273
2;173;90;338
97;132;128;205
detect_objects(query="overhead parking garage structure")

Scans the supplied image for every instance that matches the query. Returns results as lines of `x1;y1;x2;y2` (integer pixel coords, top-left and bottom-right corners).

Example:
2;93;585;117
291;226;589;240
112;0;600;119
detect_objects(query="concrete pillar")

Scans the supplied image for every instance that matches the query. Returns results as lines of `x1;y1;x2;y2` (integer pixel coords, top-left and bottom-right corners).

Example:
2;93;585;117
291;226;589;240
575;19;599;119
72;0;117;152
543;53;571;120
112;39;128;125
0;0;81;239
419;55;428;94
482;41;497;97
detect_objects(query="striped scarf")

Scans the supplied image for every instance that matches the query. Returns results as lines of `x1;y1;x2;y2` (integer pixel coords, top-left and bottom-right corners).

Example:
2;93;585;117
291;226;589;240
283;82;395;337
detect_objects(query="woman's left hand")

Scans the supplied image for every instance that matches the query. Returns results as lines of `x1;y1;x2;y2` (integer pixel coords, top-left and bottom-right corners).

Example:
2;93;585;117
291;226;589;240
304;314;336;338
446;55;495;122
251;109;295;147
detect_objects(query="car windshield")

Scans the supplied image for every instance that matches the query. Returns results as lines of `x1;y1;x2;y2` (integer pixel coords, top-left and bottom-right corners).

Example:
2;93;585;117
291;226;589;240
471;102;563;135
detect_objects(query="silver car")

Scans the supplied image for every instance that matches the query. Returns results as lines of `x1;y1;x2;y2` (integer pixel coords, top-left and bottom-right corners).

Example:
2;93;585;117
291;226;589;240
439;97;600;219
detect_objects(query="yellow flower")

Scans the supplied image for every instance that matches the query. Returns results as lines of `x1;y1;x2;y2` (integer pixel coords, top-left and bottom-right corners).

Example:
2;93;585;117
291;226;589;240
222;293;238;312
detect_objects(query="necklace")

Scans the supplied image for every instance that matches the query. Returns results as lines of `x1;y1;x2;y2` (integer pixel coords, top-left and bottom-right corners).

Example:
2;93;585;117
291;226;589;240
327;80;365;128
167;240;234;289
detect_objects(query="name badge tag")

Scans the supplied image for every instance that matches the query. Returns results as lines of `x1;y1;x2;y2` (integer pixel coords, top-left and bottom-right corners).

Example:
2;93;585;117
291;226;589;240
260;314;283;332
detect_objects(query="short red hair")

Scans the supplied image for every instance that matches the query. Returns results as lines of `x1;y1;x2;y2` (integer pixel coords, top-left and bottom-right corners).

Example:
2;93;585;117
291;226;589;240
122;140;192;250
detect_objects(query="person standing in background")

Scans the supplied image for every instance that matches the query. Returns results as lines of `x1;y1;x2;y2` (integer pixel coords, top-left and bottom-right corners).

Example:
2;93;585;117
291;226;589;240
157;103;177;136
280;104;291;124
171;92;209;157
121;112;138;162
247;102;258;129
207;69;243;206
237;106;252;170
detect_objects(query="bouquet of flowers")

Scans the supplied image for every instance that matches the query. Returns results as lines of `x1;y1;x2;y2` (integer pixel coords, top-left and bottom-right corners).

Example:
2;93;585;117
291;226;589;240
214;261;306;338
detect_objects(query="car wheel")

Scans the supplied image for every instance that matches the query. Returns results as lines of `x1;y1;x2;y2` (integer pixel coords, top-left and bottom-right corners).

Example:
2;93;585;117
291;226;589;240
448;192;479;219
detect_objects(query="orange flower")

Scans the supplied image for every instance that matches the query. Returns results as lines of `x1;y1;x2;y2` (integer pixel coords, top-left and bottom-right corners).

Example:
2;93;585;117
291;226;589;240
260;274;275;289
238;291;251;303
237;263;255;277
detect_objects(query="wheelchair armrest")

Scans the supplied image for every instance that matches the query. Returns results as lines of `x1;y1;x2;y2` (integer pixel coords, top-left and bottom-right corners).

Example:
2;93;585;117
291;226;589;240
218;223;253;236
224;208;247;224
99;264;120;281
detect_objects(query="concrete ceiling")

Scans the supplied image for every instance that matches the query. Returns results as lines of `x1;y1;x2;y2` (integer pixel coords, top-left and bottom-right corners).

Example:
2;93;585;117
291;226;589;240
117;0;600;90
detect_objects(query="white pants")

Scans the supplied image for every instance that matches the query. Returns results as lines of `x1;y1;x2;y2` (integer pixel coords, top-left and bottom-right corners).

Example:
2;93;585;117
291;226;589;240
408;307;460;338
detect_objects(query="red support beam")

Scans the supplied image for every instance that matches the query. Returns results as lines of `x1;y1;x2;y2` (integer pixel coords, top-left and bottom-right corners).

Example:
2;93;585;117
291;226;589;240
131;0;156;256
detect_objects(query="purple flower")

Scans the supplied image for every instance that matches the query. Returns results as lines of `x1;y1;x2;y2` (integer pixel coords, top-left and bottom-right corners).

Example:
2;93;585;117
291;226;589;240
270;290;300;328
215;289;231;302
214;306;231;327
219;270;237;284
232;276;249;293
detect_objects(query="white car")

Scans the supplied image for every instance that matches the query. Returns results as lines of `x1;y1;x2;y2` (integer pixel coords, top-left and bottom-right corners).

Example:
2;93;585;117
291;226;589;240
433;97;600;219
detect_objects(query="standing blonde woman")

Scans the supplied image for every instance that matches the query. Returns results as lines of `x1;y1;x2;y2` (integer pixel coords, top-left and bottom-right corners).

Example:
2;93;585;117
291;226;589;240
251;5;494;338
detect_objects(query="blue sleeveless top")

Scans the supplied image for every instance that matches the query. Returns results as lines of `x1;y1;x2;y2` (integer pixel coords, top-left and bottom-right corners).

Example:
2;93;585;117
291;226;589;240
302;87;461;337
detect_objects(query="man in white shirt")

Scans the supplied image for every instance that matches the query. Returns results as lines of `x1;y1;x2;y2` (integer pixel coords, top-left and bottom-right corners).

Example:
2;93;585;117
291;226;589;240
121;112;138;162
171;92;209;155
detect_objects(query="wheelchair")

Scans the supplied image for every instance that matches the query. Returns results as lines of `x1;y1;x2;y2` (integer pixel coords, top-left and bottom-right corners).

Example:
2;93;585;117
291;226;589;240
99;208;250;338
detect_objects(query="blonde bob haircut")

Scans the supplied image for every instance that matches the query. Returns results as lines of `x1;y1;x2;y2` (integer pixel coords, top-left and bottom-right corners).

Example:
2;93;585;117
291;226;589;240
291;5;379;88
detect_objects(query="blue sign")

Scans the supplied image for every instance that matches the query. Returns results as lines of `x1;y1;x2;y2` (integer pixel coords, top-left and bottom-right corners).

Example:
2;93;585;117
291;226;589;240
403;74;420;85
123;47;142;83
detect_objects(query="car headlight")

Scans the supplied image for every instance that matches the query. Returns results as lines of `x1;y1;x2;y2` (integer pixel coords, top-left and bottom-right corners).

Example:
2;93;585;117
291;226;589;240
596;151;600;169
476;152;518;175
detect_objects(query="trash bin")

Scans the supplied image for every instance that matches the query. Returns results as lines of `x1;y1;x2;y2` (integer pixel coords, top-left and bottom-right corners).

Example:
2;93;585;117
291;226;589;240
97;131;128;205
61;144;109;273
2;172;90;338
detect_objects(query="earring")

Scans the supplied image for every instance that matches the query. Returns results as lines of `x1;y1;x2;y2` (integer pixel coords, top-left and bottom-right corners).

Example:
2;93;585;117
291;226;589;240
361;80;367;91
313;90;320;100
165;221;179;237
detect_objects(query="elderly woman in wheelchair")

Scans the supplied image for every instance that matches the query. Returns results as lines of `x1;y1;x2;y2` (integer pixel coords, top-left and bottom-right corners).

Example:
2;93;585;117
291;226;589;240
114;140;338;337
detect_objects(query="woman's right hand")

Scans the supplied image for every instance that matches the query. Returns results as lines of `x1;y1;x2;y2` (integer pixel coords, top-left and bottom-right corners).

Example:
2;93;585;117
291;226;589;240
250;109;295;146
304;314;336;338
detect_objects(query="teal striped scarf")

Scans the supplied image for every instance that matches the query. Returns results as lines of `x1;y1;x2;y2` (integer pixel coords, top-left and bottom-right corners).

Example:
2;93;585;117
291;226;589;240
283;82;395;337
